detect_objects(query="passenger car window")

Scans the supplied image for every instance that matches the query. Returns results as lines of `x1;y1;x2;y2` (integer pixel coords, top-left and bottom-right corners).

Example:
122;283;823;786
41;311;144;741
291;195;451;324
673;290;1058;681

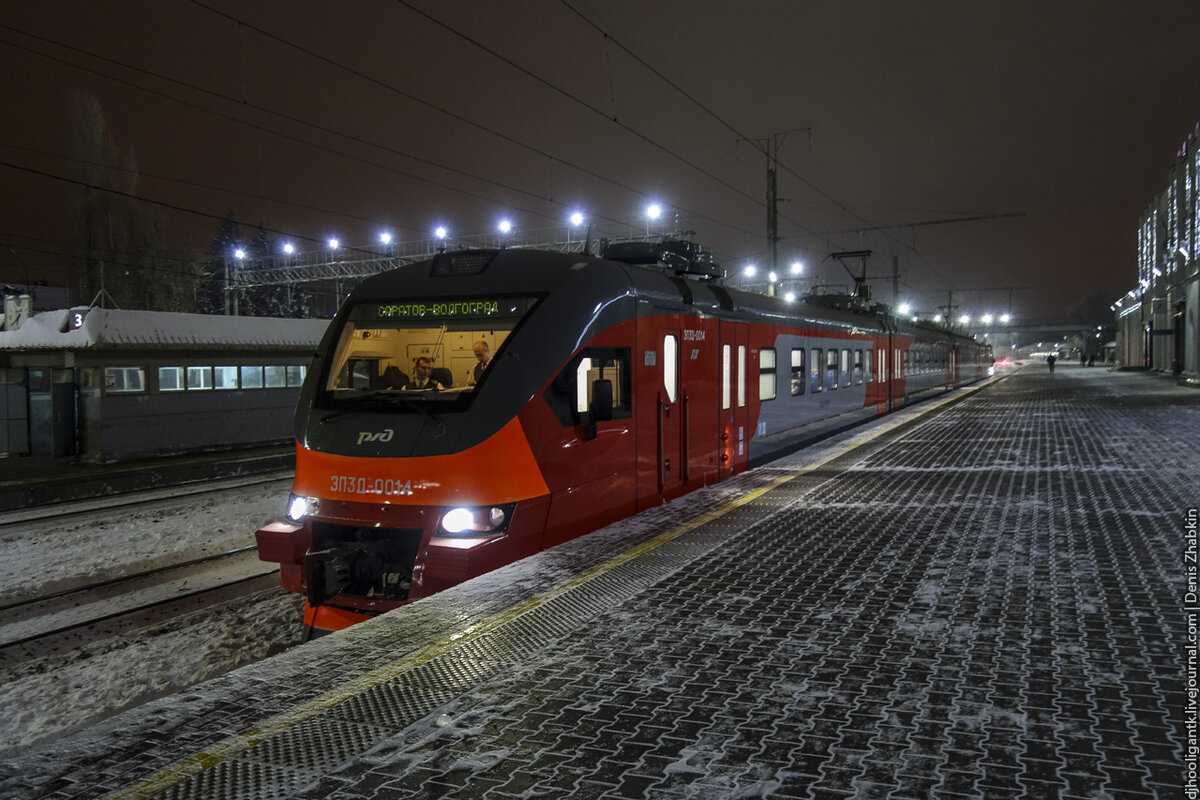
759;348;776;401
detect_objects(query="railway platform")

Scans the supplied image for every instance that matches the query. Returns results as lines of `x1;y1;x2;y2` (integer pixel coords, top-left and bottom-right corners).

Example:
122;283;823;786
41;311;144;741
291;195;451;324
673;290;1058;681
0;364;1195;799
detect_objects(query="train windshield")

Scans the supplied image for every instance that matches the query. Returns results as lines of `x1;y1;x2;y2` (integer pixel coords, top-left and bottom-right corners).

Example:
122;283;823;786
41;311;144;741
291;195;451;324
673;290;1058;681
320;296;540;408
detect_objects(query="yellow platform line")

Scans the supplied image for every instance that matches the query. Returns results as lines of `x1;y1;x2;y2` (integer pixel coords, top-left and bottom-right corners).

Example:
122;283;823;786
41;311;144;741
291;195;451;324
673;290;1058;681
108;381;989;800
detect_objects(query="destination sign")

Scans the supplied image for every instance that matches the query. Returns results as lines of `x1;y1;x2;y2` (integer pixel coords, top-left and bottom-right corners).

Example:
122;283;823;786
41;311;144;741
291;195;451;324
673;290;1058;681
368;296;538;321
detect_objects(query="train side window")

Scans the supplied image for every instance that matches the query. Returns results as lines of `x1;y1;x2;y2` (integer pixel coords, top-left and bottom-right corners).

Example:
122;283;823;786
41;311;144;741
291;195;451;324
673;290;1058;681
759;348;776;401
894;348;902;379
864;349;872;383
810;348;822;393
826;349;838;390
265;365;287;388
187;366;213;390
840;348;851;386
286;365;307;387
853;350;864;385
790;348;804;396
158;367;185;392
722;344;731;409
214;366;239;390
104;366;144;393
879;347;887;382
737;345;746;407
574;358;594;413
903;350;911;376
663;334;678;403
240;366;264;389
544;347;631;427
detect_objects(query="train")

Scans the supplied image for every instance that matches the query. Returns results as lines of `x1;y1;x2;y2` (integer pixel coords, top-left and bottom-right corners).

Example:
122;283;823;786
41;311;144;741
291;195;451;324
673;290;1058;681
255;242;991;633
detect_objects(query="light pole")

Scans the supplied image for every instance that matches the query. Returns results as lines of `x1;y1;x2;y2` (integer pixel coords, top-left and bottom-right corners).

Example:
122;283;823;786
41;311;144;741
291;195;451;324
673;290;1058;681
229;248;246;315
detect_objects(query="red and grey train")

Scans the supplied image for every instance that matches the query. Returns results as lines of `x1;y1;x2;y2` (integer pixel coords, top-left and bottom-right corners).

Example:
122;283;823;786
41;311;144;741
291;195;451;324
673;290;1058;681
255;243;990;632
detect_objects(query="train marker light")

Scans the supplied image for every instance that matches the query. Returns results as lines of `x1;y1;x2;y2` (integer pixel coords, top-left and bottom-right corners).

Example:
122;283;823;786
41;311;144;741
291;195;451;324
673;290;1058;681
286;494;320;522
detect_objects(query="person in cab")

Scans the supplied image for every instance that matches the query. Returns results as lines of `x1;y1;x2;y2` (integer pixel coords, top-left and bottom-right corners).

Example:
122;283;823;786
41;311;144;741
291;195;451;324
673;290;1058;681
404;357;444;390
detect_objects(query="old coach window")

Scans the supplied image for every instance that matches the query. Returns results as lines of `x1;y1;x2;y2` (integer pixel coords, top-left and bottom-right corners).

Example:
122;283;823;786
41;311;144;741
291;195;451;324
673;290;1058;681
105;366;144;393
187;366;213;390
158;367;185;392
214;366;238;390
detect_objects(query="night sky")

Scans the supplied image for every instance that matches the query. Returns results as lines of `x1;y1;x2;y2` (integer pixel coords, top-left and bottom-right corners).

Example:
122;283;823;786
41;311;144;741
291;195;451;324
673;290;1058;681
2;0;1198;322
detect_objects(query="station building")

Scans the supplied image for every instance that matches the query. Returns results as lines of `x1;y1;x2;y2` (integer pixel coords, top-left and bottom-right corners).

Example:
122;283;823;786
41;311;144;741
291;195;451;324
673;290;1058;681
1116;122;1200;381
0;304;328;461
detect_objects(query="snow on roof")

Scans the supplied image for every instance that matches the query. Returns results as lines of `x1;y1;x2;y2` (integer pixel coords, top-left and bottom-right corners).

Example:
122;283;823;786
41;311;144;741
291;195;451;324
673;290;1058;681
0;308;331;351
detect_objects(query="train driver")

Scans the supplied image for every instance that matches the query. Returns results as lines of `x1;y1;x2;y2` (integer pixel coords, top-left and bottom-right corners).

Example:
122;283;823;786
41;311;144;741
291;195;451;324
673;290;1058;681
404;357;444;391
468;340;491;386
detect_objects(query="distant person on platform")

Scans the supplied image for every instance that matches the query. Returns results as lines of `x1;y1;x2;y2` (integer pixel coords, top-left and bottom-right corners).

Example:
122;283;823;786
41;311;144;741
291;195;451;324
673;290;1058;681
404;357;444;390
468;340;491;386
1046;353;1057;373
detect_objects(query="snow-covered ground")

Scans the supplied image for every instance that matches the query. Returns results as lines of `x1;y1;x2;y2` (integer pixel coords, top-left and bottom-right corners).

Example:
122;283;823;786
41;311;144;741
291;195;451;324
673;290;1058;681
0;479;305;756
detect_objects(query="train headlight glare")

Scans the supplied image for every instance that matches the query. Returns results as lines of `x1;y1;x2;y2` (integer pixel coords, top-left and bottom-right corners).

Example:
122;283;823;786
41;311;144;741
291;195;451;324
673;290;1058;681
286;494;319;522
438;504;513;536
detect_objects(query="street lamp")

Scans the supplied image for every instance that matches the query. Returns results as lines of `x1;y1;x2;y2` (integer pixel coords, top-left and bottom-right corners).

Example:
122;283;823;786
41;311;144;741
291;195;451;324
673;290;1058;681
379;232;392;246
227;248;247;316
568;211;585;248
435;226;448;251
646;203;662;235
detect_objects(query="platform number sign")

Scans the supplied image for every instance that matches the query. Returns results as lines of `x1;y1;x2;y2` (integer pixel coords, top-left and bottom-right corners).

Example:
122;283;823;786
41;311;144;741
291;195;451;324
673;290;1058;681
68;309;87;331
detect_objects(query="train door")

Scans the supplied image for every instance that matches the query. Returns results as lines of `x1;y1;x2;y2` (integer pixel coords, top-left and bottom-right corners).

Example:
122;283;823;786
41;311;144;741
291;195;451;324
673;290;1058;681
718;321;749;478
658;327;686;500
636;316;687;509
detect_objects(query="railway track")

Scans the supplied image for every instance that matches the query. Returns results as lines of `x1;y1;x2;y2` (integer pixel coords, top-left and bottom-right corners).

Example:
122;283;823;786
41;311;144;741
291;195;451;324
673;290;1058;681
0;471;294;527
0;547;280;667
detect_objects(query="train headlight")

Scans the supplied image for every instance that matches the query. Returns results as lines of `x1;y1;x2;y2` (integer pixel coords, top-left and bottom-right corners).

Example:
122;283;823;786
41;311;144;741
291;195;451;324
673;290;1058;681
286;494;320;522
438;504;514;537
